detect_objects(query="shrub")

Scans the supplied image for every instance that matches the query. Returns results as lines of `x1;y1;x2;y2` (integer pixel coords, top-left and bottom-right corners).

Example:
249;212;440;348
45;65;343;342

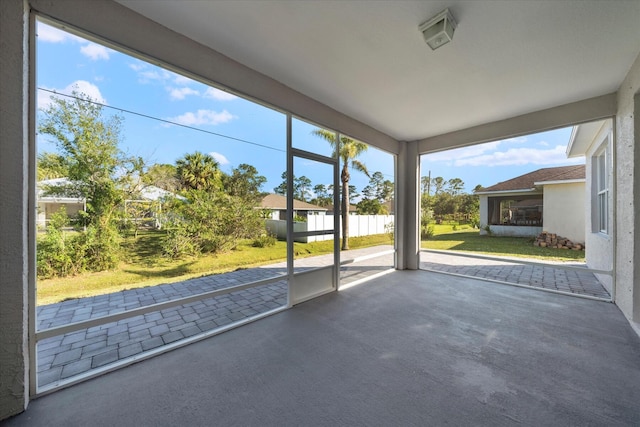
384;221;394;240
162;191;263;259
252;232;276;248
421;224;435;239
81;222;122;271
37;209;78;278
37;209;121;278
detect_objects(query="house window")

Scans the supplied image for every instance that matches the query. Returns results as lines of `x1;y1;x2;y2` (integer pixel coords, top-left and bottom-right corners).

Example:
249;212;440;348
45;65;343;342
594;146;608;234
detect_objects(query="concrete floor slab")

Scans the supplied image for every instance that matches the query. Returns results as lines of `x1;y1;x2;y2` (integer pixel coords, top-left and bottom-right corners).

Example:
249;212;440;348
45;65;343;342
10;270;640;426
34;246;394;388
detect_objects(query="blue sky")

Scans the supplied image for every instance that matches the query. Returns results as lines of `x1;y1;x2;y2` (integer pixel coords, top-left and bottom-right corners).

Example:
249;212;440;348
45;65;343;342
36;21;583;198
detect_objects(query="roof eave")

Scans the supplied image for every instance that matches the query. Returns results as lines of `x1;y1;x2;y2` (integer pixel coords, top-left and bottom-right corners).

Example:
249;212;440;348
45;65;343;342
533;178;586;186
475;188;539;196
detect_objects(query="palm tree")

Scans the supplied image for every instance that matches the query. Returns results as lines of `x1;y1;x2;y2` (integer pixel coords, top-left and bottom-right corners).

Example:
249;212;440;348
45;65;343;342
312;129;369;250
175;151;221;191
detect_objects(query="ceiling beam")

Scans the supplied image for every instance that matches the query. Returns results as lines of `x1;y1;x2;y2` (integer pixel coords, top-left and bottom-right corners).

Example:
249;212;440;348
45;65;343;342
417;93;617;154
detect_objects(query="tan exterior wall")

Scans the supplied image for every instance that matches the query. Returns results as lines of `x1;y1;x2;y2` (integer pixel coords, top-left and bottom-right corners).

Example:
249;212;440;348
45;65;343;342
583;124;614;294
542;182;585;243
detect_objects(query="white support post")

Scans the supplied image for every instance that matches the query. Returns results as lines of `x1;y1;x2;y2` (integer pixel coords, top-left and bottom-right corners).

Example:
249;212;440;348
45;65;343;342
396;141;420;270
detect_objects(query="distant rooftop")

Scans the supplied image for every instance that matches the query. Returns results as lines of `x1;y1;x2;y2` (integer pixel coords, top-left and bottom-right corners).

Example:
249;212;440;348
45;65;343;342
477;165;585;193
260;194;327;211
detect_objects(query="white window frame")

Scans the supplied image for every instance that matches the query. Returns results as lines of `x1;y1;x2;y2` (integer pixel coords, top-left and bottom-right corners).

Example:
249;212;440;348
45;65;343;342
593;142;609;235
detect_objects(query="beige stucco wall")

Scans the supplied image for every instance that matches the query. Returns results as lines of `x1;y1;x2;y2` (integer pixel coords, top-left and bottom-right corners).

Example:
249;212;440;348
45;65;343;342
582;124;614;294
616;50;640;325
0;0;30;420
542;182;585;243
478;195;488;232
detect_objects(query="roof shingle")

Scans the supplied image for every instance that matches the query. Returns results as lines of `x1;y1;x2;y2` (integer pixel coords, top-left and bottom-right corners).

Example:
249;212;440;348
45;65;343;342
478;165;585;193
260;194;327;211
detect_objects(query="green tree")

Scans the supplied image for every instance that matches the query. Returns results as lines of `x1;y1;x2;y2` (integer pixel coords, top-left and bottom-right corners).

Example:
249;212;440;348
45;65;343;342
273;171;288;196
143;163;180;192
432;176;445;195
432;192;457;217
176;151;222;191
274;172;313;202
311;184;332;207
311;129;369;250
38;90;131;224
421;175;431;196
37;90;136;271
363;171;393;202
359;171;393;214
446;178;465;196
37;152;70;181
223;163;267;201
357;198;384;215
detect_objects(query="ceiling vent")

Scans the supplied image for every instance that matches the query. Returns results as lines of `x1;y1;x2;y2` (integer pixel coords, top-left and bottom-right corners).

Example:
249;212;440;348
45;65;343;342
419;8;457;50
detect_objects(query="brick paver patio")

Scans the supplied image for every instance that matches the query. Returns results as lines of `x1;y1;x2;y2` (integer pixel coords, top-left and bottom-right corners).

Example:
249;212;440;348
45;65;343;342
36;246;395;388
420;249;610;299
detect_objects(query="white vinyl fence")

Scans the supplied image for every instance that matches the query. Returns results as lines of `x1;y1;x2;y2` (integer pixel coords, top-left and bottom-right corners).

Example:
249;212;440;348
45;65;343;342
266;215;394;243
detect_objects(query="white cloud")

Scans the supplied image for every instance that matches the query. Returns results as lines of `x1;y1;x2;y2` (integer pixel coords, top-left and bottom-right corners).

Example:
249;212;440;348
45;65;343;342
38;80;107;110
167;109;237;126
80;43;110;60
501;136;528;144
134;67;174;84
425;140;503;162
168;87;200;100
455;145;582;167
129;63;145;72
173;74;194;85
204;87;237;101
423;136;531;165
209;152;230;165
538;141;549;146
36;23;84;43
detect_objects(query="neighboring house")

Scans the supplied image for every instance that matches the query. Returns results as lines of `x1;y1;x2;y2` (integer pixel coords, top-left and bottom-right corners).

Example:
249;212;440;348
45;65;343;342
382;199;395;215
259;194;328;220
476;165;585;241
37;178;177;229
327;203;357;215
124;185;180;229
36;178;85;228
566;118;614;293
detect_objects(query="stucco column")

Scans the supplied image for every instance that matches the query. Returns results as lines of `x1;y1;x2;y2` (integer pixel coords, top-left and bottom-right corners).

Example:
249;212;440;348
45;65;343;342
632;93;640;324
0;0;30;419
396;140;420;270
615;50;640;330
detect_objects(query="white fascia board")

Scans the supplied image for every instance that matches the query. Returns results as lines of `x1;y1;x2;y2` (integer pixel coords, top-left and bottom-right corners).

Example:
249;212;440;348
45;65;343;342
566;125;579;157
474;188;538;196
566;119;610;158
534;179;586;186
38;197;85;203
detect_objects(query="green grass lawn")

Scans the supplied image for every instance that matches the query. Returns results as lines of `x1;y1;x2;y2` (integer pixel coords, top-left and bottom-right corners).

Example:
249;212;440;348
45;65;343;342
421;225;586;262
37;231;393;305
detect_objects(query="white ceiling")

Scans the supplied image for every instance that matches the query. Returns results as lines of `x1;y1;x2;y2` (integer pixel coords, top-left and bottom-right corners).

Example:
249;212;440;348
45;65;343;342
117;0;640;142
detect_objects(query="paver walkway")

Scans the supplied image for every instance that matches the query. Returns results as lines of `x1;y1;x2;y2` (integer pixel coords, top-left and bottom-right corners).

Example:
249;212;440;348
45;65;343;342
420;250;610;299
36;246;395;388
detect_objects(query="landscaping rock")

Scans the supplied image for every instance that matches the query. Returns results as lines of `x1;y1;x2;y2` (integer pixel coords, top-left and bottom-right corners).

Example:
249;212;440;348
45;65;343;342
534;232;584;251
